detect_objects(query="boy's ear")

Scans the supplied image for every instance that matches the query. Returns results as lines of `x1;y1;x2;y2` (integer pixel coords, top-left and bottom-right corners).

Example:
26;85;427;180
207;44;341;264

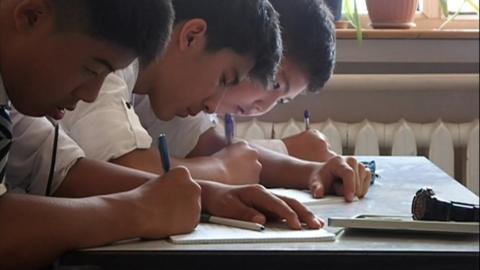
178;19;207;51
13;0;52;33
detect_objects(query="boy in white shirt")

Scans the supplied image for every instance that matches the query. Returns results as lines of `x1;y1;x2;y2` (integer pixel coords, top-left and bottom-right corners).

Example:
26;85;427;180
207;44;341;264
0;0;186;268
61;0;323;230
3;1;324;269
134;0;372;200
63;0;370;205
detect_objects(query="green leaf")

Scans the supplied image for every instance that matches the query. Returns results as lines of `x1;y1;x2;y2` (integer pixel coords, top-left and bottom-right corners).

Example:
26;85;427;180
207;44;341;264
439;0;449;18
343;0;363;45
353;0;362;45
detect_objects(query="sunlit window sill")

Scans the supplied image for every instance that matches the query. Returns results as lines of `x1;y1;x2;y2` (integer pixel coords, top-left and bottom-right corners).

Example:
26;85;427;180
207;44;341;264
336;29;479;40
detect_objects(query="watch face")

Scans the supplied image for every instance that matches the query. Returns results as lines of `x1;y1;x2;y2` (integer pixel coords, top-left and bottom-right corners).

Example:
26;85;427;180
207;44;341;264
412;195;426;220
412;188;435;220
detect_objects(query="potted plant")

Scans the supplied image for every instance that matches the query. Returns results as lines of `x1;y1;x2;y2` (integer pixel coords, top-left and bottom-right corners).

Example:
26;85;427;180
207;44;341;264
365;0;479;29
366;0;419;29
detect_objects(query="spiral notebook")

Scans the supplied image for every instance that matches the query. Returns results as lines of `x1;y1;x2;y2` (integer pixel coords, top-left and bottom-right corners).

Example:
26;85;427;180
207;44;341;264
170;223;336;244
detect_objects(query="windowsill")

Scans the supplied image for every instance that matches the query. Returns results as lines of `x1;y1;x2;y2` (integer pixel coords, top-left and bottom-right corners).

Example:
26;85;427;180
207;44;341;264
336;29;479;40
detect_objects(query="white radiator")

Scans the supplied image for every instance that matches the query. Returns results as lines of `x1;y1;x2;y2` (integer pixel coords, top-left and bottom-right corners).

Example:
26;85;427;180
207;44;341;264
216;118;479;195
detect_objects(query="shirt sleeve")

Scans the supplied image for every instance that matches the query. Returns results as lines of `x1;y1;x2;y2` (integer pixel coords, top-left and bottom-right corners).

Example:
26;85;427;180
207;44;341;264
7;109;85;195
134;95;215;158
61;69;152;161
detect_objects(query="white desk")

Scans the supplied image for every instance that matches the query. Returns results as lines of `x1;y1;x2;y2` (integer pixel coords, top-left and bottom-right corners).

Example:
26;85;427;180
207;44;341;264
60;157;479;270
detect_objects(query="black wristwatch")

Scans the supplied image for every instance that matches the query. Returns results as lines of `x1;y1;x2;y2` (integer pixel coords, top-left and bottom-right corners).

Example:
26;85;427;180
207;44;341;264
411;187;479;222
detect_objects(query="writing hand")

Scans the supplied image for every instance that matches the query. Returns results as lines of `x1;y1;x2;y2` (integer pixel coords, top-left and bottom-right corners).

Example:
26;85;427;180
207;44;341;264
199;181;323;230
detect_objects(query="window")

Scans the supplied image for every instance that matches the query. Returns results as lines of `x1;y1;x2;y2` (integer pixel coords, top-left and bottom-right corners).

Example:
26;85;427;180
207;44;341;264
446;0;478;15
344;0;478;30
348;0;478;18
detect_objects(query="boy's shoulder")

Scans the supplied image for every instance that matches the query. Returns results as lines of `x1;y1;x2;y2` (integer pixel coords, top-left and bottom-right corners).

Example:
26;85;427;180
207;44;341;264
111;59;140;92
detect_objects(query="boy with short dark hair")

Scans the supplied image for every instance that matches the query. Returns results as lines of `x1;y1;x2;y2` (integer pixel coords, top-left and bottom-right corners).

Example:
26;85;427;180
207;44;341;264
0;1;196;268
60;0;323;240
134;0;371;200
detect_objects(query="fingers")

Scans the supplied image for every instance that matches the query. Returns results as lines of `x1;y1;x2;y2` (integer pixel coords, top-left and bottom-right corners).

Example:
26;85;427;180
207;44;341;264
223;196;267;225
346;157;361;198
277;195;324;229
322;156;375;201
361;170;372;197
238;186;324;230
346;158;372;198
242;185;303;230
310;181;325;199
330;157;356;202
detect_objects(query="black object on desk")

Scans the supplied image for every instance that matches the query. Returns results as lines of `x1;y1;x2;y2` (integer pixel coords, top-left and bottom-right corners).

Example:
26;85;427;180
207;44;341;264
412;187;480;222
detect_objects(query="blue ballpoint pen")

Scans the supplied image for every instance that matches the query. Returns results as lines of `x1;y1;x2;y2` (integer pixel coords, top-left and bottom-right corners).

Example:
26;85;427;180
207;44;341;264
304;110;310;131
224;113;235;145
158;133;171;172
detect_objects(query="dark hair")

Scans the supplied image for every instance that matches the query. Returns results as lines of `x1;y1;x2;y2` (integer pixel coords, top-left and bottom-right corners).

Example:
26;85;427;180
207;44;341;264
270;0;336;93
172;0;282;87
50;0;174;66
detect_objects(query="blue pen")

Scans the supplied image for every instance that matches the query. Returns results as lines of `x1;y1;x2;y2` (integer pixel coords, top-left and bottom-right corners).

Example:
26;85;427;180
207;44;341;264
158;133;170;172
304;110;310;131
224;113;235;145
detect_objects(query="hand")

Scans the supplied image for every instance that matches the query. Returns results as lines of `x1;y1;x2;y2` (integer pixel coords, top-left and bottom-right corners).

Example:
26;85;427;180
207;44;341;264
309;156;371;202
212;141;262;185
126;166;202;239
199;181;323;230
282;129;336;162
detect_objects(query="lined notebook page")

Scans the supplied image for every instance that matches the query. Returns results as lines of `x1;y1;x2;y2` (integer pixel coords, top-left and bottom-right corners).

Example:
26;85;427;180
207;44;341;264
169;223;335;244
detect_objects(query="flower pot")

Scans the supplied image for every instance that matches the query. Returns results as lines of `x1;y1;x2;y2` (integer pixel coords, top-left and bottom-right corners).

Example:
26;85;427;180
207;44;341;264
366;0;419;29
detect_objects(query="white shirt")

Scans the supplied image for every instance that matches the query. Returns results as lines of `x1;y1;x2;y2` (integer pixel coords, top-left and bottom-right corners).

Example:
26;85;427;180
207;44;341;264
0;73;8;196
134;96;289;158
7;109;85;195
61;60;152;161
134;95;215;158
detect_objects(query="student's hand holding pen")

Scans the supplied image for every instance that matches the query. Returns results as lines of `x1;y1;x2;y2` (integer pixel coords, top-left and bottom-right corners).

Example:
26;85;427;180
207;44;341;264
308;156;372;202
125;166;202;239
211;141;262;185
198;180;323;230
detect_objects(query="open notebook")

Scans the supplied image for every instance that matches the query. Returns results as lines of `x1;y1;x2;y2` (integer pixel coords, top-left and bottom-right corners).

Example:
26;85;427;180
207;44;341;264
170;223;335;244
269;188;358;206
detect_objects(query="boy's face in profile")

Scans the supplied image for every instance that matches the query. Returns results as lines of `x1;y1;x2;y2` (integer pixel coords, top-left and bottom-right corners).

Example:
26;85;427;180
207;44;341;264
137;21;254;121
1;4;135;119
217;58;308;117
148;49;254;121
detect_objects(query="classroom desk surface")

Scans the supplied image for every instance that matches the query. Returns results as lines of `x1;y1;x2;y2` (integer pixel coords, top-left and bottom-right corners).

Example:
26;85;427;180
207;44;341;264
60;156;479;270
